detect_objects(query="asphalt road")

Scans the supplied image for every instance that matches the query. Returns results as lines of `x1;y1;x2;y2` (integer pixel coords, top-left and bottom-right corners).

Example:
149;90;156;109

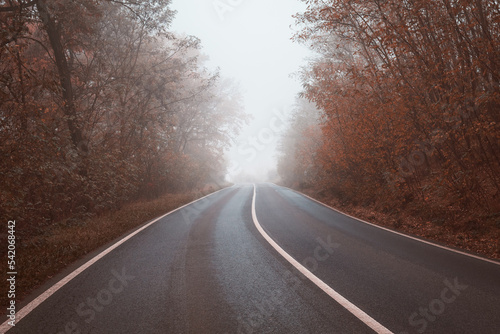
3;183;500;333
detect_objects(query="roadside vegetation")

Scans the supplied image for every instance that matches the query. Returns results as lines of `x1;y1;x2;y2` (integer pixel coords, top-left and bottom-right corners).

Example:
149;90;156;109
1;0;244;312
279;0;499;260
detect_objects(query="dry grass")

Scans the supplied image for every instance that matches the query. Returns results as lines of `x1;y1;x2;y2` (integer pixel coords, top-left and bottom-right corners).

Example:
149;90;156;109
298;188;500;261
0;188;220;313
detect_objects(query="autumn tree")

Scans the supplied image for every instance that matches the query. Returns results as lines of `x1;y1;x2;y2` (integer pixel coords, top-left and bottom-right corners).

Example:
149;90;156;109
286;0;500;217
277;98;323;187
1;0;246;233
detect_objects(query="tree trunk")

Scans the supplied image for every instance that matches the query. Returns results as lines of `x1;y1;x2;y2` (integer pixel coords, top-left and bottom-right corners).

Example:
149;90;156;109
36;0;86;153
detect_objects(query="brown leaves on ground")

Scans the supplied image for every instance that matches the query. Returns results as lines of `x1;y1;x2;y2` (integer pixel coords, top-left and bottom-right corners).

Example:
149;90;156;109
299;187;500;261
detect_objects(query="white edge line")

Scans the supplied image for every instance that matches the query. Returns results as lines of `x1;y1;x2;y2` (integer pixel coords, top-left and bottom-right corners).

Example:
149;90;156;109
276;184;500;266
251;184;394;334
0;187;229;332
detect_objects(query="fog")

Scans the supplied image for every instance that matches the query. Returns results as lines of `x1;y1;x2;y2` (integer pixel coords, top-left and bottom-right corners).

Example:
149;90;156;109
170;0;311;183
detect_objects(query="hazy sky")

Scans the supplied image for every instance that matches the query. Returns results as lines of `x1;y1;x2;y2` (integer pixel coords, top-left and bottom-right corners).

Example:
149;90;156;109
170;0;311;181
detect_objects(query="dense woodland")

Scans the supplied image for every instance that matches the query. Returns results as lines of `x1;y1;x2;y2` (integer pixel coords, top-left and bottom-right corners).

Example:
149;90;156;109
1;0;246;235
2;0;499;242
280;0;499;229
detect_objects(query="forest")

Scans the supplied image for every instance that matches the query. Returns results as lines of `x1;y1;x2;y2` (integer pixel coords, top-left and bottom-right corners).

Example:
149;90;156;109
1;0;246;236
279;0;499;256
1;0;499;331
1;0;499;315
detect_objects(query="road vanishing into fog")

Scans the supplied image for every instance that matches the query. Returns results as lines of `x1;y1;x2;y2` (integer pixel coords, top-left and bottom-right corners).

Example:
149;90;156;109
3;183;500;333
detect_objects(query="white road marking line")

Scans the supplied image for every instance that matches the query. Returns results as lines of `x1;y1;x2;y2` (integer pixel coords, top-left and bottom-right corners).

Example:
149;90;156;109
251;184;394;334
279;184;500;266
0;188;229;333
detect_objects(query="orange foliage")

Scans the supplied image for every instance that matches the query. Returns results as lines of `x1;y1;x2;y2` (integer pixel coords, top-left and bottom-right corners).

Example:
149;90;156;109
0;1;246;234
284;0;500;218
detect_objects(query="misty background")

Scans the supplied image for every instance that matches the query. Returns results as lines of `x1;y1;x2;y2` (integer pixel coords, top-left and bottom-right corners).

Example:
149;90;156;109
170;0;312;182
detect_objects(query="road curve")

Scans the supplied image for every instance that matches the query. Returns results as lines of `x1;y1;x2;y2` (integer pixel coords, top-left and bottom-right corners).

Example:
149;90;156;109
3;183;500;333
253;183;500;333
